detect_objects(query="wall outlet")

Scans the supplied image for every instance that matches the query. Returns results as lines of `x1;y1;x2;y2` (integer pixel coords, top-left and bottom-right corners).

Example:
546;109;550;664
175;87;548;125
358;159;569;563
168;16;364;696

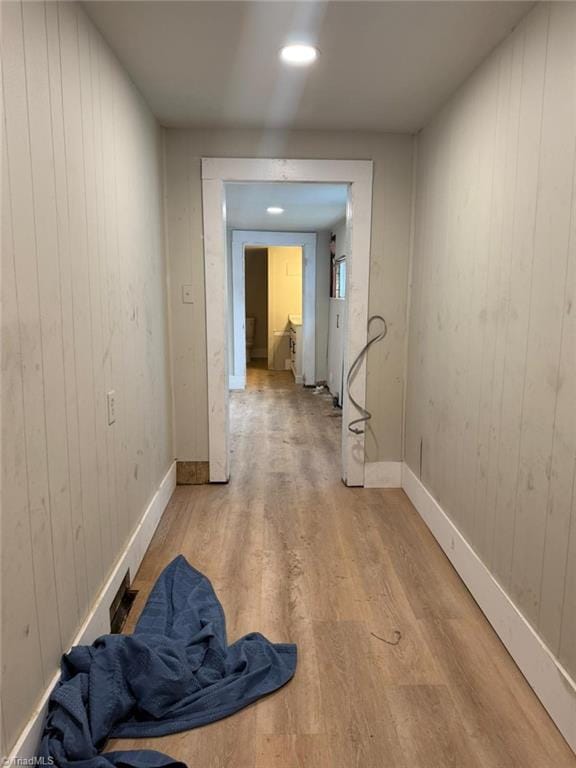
107;390;116;425
182;284;194;304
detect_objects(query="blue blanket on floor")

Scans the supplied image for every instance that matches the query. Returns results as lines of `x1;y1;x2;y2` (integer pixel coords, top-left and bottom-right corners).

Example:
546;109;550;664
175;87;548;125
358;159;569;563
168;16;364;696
39;556;297;768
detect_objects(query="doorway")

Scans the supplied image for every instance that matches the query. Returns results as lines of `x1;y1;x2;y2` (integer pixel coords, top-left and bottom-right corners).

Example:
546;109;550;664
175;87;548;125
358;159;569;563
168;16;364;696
230;231;317;390
202;158;374;486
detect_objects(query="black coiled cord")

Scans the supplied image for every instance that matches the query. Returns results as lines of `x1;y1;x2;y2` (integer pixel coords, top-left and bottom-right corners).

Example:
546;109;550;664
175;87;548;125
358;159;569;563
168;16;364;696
346;315;388;434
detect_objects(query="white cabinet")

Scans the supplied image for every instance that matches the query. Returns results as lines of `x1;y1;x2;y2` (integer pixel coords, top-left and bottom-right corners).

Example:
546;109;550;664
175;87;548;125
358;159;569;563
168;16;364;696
289;315;303;384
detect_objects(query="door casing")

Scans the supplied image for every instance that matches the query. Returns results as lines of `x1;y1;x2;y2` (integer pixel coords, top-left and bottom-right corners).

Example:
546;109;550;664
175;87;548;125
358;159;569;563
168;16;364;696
202;157;374;486
230;230;317;389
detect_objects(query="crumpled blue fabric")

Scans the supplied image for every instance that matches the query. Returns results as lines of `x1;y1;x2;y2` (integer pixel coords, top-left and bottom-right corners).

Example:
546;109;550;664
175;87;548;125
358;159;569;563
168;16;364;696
38;556;297;768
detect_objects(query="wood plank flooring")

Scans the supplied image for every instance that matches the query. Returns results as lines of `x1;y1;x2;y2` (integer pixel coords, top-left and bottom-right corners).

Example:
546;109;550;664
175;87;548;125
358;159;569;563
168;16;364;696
110;363;576;767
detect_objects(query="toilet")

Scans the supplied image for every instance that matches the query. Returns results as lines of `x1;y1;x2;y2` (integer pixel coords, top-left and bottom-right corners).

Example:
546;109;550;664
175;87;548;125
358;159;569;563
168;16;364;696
245;317;255;363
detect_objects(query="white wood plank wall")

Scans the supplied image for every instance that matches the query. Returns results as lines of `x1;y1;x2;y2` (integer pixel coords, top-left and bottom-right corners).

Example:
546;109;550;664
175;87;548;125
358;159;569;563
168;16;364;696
405;2;576;681
1;1;173;754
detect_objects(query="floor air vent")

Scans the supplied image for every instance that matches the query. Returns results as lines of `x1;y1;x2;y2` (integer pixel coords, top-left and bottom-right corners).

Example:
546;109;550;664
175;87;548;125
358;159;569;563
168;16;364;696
109;570;138;634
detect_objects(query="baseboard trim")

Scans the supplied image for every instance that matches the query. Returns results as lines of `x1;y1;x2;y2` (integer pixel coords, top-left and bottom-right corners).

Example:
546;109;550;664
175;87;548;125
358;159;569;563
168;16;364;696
401;462;576;754
289;361;303;384
364;461;402;488
8;461;177;761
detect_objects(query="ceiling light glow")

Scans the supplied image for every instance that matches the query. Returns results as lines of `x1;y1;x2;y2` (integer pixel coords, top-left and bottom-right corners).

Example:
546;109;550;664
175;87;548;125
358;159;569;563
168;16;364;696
280;44;318;66
267;206;285;214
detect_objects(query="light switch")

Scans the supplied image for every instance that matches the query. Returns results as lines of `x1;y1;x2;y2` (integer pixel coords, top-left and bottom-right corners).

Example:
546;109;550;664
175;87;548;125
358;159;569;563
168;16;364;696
182;285;194;304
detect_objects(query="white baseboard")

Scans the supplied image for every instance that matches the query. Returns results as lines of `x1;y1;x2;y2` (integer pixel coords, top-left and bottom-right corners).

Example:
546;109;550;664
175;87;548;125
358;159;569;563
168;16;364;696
8;461;177;761
364;461;402;488
290;361;303;384
401;462;576;754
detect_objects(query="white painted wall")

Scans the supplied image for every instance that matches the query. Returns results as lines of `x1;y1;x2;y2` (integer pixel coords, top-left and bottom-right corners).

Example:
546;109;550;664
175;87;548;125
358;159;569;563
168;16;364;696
267;246;302;370
405;2;576;681
1;1;173;754
164;129;414;462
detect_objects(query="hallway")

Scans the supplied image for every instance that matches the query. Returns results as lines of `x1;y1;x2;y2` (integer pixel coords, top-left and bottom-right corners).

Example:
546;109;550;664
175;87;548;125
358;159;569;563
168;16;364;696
111;367;576;767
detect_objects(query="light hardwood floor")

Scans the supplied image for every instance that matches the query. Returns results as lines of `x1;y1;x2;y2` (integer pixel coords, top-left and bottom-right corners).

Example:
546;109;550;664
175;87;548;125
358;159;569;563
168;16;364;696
111;363;576;767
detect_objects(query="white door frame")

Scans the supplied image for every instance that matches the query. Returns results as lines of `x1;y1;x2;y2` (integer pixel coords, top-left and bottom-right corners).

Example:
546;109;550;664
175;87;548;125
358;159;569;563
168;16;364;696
231;230;317;390
202;158;373;486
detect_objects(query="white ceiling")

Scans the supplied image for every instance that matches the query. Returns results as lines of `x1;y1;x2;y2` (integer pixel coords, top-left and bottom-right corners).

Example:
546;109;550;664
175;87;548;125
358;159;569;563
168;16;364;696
84;1;533;133
225;182;347;231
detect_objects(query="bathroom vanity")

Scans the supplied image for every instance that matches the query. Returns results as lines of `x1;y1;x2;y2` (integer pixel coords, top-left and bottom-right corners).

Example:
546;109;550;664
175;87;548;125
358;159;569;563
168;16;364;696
288;315;303;384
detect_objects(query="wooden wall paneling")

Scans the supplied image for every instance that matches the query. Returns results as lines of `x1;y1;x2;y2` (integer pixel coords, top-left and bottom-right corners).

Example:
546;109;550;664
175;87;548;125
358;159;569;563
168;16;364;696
441;76;483;522
109;58;128;546
3;0;62;682
139;103;160;521
490;6;549;591
510;2;576;626
422;108;451;505
559;481;576;673
412;120;440;496
537;3;576;655
116;77;134;537
109;48;132;548
1;103;45;750
403;126;436;481
89;19;116;564
406;2;576;682
45;1;89;611
21;0;80;645
102;40;126;553
450;53;500;542
449;69;488;541
467;48;505;553
482;26;525;572
539;176;576;652
115;72;140;542
130;83;151;531
59;1;104;598
438;78;467;522
152;122;172;483
472;39;515;563
148;118;165;500
44;0;85;605
2;2;173;753
79;10;112;569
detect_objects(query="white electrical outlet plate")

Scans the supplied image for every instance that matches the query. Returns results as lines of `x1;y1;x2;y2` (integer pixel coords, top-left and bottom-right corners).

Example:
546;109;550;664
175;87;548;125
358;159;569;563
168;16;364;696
107;391;116;425
182;285;194;304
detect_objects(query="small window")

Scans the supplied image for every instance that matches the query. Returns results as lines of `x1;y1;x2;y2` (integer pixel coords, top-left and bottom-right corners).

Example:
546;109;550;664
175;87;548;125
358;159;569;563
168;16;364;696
330;232;347;299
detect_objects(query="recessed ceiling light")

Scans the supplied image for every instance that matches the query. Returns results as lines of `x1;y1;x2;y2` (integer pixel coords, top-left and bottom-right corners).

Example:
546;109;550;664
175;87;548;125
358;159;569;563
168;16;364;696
267;206;284;214
280;44;319;66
